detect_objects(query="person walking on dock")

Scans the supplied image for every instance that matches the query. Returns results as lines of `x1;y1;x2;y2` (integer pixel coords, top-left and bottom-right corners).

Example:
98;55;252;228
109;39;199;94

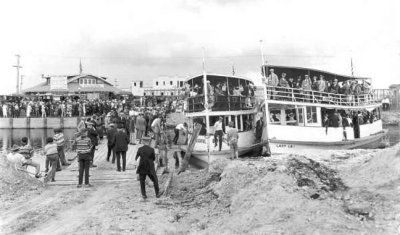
135;136;160;200
112;123;129;172
44;137;59;183
86;121;98;168
135;113;146;144
75;129;93;188
106;123;117;163
54;128;70;166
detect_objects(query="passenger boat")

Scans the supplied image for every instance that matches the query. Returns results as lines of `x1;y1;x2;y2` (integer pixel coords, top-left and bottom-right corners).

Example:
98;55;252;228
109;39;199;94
181;74;261;167
260;65;387;154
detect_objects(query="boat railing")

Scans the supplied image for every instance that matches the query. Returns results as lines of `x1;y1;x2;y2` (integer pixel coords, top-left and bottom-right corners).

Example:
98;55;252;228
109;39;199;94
186;94;256;113
265;85;379;106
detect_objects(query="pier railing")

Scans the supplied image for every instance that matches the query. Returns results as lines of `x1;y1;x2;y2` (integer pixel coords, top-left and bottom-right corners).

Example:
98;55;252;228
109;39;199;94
265;85;379;106
186;95;256;113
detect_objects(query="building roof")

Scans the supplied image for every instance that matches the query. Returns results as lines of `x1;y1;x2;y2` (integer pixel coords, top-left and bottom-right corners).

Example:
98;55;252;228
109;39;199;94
389;84;400;89
22;74;127;94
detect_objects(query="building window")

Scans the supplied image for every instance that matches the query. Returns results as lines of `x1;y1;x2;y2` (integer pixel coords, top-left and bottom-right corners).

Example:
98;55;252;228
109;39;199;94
134;82;136;86
144;92;146;96
163;81;165;86
84;79;87;84
156;82;158;86
140;81;143;88
152;92;154;95
161;92;164;96
180;81;183;87
170;81;173;85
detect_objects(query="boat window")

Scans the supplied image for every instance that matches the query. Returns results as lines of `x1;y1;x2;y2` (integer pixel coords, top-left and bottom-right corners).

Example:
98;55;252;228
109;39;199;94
306;106;318;124
242;114;253;131
286;108;297;125
298;108;304;125
269;109;281;124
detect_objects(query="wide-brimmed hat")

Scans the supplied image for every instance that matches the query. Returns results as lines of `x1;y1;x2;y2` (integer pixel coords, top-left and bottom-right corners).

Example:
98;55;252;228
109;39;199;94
10;144;20;151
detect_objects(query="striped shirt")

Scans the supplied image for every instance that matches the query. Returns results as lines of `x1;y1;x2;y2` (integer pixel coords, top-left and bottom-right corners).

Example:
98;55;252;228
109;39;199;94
76;137;92;154
19;144;34;159
44;143;58;156
54;133;65;147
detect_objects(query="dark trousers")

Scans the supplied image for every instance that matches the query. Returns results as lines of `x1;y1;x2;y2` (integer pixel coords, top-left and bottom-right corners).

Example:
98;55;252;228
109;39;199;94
173;129;179;144
90;146;95;162
116;151;126;171
45;154;59;182
78;153;91;185
139;173;159;198
57;146;67;165
107;145;116;162
46;156;61;171
214;130;223;151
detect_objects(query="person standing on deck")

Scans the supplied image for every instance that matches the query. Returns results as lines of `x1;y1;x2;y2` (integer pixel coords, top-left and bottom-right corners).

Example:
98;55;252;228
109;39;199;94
112;123;129;172
86;121;98;168
75;129;93;188
267;68;279;99
301;74;312;102
255;117;264;143
135;136;161;200
227;121;239;159
213;116;225;151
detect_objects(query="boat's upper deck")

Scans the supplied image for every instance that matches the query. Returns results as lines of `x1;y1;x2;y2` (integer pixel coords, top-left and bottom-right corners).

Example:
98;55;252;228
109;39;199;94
185;74;257;113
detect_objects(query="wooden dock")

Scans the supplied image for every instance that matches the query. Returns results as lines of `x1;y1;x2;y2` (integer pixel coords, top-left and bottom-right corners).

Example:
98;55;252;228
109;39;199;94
28;138;180;187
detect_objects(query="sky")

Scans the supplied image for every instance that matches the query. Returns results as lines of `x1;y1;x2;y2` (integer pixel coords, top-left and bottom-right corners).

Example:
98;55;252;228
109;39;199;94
0;0;399;94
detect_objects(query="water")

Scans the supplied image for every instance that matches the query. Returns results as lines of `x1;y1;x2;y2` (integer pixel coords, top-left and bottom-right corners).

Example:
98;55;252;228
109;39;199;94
0;128;77;152
0;125;398;153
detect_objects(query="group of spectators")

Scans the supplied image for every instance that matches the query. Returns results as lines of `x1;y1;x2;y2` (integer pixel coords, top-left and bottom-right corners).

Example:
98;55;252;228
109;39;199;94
266;68;372;103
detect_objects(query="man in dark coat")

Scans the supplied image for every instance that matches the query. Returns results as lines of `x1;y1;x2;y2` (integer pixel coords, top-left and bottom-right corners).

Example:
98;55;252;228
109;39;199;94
112;123;129;172
135;136;160;200
106;123;117;163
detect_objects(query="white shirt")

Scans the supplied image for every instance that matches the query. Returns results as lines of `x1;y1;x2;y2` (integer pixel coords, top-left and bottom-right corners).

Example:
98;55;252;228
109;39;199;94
214;121;223;131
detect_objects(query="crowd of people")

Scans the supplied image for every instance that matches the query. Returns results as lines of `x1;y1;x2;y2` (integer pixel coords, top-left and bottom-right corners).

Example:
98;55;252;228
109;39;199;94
266;68;373;103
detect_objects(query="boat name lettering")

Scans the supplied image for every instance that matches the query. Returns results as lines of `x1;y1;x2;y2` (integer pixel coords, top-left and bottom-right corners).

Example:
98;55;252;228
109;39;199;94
276;144;295;148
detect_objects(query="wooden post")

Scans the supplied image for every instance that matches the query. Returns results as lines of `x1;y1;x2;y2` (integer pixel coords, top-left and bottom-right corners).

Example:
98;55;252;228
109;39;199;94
177;122;202;174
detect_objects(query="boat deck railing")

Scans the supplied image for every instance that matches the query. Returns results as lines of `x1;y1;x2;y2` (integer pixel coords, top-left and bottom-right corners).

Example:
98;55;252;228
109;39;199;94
186;95;256;113
265;85;379;106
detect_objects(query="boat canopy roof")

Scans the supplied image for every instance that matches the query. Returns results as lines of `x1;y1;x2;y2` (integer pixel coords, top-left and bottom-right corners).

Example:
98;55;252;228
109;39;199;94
186;74;254;85
262;65;371;82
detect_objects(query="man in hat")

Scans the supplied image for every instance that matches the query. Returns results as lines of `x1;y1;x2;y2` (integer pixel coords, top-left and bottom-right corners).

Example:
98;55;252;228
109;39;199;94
135;136;160;200
106;123;117;163
75;129;93;187
112;123;129;172
86;121;98;167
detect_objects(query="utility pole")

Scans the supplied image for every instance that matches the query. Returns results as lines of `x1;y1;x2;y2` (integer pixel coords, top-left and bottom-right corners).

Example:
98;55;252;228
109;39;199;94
13;54;22;94
20;75;24;91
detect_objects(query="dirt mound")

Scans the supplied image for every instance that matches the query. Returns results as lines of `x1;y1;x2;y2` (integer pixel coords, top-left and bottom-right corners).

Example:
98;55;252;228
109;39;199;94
0;156;44;211
174;152;400;234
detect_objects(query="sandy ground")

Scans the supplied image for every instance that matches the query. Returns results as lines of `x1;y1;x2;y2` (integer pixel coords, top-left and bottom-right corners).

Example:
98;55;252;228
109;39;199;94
1;111;399;234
